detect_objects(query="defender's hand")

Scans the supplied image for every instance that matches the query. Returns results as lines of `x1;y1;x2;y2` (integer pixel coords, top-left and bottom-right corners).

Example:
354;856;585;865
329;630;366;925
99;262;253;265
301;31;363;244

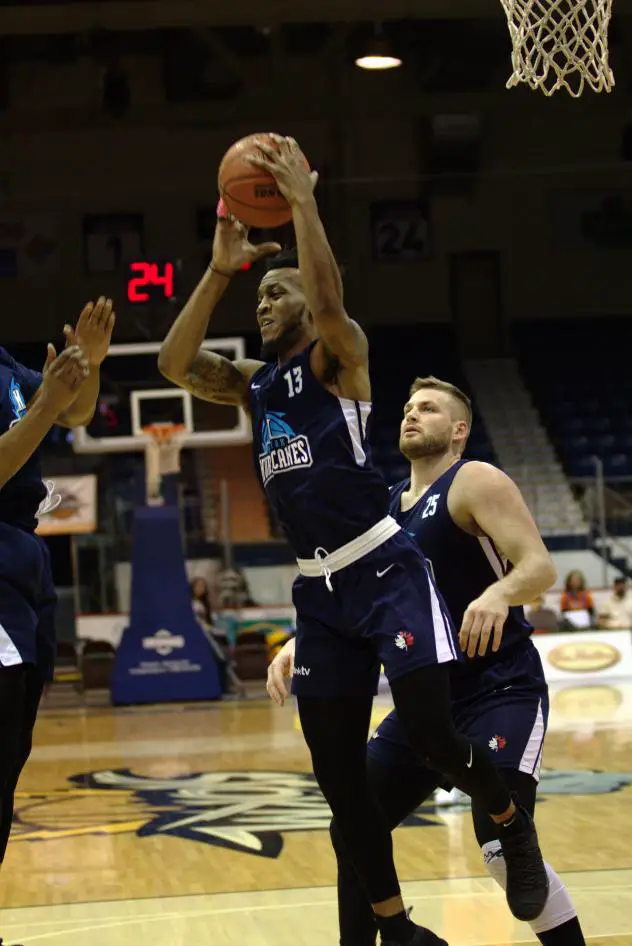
63;297;116;367
211;203;281;276
40;346;90;415
459;586;510;658
266;638;296;707
247;135;318;206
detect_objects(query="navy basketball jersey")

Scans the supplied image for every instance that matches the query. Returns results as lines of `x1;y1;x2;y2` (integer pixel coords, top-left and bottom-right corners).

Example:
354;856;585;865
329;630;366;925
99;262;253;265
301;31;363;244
248;341;390;558
389;460;533;674
0;347;46;531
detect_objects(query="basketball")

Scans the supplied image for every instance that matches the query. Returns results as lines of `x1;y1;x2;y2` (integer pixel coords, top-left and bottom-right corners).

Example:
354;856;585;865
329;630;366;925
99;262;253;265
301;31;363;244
218;133;309;229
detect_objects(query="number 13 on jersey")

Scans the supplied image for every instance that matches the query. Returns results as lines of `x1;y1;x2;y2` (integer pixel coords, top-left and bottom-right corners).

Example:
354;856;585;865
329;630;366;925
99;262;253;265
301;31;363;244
284;366;303;398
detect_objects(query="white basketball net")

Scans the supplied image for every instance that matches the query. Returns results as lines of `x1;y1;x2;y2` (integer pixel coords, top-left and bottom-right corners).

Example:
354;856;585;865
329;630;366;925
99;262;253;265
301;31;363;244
500;0;615;97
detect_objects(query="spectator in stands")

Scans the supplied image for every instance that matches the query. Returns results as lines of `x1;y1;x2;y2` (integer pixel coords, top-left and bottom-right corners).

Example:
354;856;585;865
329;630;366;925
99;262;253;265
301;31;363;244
526;595;560;634
190;576;213;626
560;570;595;630
191;576;231;694
599;577;632;630
217;567;256;608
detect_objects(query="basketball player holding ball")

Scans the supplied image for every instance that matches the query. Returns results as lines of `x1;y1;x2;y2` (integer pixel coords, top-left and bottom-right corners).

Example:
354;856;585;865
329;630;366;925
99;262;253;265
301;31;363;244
158;134;549;945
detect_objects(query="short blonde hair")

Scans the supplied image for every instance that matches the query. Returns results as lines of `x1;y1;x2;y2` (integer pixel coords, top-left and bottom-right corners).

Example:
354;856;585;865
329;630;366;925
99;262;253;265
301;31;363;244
409;376;472;427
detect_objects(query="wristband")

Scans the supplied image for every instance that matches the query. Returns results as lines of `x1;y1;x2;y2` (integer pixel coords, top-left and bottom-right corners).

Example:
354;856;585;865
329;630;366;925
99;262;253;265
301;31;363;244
209;265;236;278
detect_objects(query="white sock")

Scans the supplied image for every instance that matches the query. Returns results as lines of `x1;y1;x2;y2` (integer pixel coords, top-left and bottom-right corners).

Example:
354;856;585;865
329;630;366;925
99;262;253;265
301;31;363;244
482;840;578;935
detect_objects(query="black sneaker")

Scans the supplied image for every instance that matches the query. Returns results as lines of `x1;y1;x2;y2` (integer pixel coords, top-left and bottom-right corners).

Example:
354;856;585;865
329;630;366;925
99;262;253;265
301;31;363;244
499;799;549;921
381;924;448;946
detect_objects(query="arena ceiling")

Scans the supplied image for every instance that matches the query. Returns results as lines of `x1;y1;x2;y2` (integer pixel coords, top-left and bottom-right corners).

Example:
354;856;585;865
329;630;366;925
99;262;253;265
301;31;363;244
0;0;558;35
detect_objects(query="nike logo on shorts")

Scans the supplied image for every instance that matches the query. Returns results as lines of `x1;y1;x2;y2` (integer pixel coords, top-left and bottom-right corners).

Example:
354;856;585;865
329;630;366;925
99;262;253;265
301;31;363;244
466;744;473;768
376;565;395;578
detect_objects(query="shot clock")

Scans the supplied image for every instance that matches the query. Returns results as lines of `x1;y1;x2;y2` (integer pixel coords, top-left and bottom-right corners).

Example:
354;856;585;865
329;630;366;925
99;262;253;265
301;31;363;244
125;258;252;304
126;260;181;304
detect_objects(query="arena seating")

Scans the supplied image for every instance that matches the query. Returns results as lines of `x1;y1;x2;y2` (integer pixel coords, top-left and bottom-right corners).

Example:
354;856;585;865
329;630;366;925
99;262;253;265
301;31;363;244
514;318;632;481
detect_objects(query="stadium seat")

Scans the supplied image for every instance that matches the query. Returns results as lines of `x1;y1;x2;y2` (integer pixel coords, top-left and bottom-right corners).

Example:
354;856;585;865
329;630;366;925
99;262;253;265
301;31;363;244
515;317;632;482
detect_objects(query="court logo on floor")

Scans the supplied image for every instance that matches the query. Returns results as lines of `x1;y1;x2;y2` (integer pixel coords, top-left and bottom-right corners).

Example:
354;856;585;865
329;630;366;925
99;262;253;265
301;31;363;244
12;768;632;858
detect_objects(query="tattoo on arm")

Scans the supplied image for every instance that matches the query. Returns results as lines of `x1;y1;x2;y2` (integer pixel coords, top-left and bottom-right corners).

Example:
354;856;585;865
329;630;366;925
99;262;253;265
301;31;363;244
184;352;247;405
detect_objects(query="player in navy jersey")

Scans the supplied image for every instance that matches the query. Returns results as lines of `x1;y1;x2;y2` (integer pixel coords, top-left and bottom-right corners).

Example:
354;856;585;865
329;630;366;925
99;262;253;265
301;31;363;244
0;298;114;924
267;376;585;946
159;135;549;944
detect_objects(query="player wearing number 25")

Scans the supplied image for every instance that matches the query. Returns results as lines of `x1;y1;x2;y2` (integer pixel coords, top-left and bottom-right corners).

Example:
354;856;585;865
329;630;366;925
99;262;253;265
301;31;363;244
158;134;550;944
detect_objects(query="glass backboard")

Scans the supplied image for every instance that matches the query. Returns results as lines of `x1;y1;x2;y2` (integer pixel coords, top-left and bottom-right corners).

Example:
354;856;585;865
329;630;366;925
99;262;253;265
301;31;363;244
72;338;250;453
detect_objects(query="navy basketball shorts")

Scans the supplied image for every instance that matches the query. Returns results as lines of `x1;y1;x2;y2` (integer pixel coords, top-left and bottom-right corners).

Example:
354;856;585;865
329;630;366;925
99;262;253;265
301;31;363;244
291;531;459;698
369;643;549;783
0;523;57;678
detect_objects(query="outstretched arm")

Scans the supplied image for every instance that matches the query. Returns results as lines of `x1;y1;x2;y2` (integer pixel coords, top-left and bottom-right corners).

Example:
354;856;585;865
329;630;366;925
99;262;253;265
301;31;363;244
249;136;366;368
292;196;366;366
0;347;89;489
56;297;116;427
158;267;255;406
158;212;280;405
23;298;114;429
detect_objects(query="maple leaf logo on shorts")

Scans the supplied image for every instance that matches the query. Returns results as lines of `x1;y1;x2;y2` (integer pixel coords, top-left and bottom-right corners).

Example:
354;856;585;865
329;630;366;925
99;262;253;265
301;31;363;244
489;735;507;751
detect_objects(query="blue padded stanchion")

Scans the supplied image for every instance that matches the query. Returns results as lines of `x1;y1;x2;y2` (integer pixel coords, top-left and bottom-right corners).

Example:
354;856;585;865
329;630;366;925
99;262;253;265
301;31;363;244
111;504;221;705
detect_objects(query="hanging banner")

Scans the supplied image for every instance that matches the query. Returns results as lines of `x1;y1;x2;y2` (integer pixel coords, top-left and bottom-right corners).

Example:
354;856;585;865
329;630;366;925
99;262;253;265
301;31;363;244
0;214;59;277
36;475;97;535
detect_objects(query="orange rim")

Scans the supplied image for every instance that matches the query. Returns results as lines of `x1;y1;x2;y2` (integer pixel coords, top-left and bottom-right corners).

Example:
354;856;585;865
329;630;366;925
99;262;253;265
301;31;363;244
142;423;187;444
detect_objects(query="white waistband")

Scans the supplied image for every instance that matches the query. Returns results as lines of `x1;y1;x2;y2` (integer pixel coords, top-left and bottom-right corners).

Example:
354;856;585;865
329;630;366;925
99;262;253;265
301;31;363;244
296;516;401;578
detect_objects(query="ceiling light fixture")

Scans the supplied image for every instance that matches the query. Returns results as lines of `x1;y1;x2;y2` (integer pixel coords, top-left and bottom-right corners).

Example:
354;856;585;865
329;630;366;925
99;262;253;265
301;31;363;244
355;31;402;71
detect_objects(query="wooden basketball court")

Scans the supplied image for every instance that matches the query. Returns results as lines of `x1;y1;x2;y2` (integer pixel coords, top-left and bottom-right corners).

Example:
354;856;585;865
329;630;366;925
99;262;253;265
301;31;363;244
2;684;632;946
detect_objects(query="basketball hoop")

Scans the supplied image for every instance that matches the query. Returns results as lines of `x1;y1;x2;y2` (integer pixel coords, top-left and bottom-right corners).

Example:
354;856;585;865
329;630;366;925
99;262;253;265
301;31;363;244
500;0;614;97
142;422;187;505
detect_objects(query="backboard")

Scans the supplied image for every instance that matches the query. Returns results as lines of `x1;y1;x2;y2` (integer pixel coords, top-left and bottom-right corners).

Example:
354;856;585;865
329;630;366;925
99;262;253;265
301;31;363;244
72;338;251;454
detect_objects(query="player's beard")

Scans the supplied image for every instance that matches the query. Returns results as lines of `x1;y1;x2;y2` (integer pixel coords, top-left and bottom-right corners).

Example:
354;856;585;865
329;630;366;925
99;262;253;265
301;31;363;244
400;431;452;460
260;312;305;361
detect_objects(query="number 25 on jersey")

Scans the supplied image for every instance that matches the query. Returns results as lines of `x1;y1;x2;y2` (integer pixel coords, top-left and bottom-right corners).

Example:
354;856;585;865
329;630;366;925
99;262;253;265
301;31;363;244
422;494;439;518
284;367;303;398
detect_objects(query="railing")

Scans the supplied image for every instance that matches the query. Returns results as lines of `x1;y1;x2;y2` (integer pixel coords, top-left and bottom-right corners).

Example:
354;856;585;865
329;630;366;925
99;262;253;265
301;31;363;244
582;457;632;584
